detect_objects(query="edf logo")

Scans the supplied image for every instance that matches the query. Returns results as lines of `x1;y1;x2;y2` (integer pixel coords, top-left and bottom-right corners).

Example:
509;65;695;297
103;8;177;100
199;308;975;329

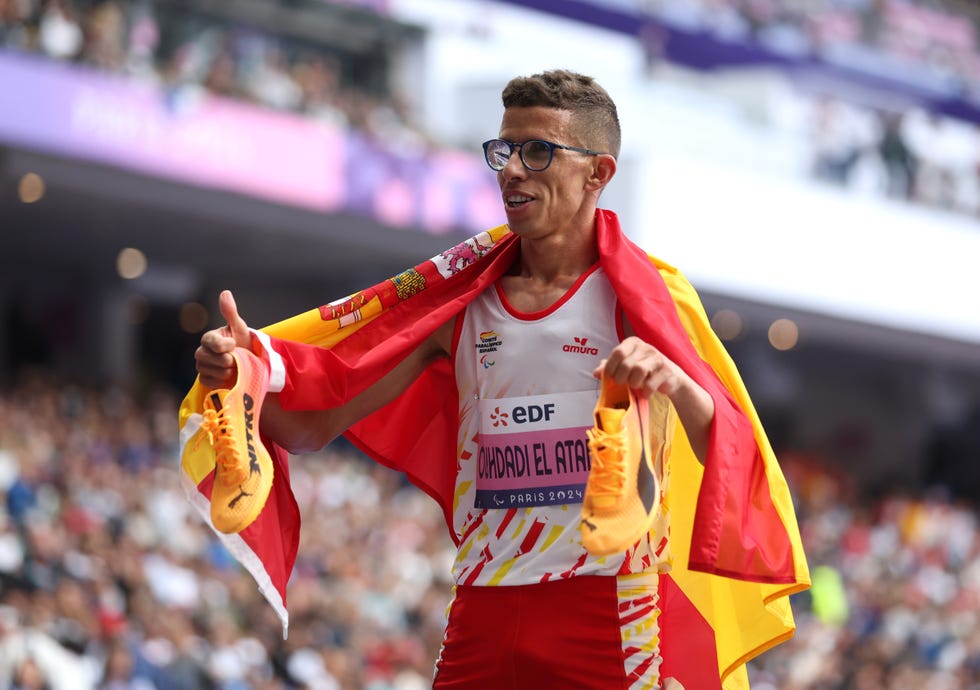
511;403;556;424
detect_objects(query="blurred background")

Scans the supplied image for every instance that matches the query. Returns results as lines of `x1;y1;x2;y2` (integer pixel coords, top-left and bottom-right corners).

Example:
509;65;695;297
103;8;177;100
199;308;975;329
1;0;980;688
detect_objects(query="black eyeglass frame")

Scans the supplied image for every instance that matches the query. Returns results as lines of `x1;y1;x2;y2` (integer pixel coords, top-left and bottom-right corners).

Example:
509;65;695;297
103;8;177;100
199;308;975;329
482;138;606;172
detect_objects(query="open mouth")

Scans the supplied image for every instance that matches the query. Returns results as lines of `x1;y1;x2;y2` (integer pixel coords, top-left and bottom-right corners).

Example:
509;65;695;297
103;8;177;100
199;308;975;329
506;194;533;209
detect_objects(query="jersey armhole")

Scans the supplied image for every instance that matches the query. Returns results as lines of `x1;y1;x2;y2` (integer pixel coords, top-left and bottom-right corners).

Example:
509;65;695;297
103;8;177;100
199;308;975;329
616;300;628;341
450;310;465;365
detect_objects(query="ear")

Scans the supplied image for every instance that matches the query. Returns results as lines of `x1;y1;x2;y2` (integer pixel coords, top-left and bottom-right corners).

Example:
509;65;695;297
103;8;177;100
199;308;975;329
585;154;617;192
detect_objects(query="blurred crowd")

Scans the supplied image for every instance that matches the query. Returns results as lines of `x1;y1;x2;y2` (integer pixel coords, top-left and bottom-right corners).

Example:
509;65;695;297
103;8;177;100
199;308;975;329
807;95;979;216
0;0;978;218
646;0;980;94
750;453;980;690
1;369;979;689
0;0;430;150
0;369;453;690
641;0;980;218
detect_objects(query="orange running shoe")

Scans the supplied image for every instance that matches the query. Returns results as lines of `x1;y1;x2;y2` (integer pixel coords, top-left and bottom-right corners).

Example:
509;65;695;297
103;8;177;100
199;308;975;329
581;373;668;557
197;347;274;534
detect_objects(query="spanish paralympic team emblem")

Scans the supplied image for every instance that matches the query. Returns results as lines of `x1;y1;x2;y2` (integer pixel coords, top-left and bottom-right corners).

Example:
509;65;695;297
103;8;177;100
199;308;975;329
476;331;501;352
476;331;501;369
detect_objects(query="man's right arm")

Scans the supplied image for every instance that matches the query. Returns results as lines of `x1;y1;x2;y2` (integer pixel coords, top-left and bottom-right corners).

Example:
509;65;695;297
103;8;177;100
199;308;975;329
258;332;449;453
195;290;453;454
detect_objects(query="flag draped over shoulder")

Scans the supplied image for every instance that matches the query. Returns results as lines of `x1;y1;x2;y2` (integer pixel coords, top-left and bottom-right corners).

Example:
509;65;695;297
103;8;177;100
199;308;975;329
178;209;809;686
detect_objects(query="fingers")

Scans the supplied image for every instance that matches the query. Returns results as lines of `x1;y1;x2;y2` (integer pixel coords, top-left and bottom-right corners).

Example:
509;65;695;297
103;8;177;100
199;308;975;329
195;337;237;389
195;347;237;390
598;337;677;399
194;290;250;390
219;289;252;348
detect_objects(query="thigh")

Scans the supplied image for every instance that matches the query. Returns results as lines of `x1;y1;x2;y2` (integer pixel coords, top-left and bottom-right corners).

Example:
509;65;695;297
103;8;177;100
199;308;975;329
431;584;516;690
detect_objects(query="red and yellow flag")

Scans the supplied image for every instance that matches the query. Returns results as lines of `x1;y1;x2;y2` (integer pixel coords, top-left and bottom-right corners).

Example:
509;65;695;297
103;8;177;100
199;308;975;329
178;210;809;684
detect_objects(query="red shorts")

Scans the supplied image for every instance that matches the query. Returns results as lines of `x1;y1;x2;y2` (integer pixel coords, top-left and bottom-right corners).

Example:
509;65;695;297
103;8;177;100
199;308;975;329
433;576;660;690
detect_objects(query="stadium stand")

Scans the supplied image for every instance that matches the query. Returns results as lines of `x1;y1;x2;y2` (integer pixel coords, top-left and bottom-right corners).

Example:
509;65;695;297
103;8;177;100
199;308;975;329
0;0;429;145
1;374;979;689
1;0;978;218
1;1;980;688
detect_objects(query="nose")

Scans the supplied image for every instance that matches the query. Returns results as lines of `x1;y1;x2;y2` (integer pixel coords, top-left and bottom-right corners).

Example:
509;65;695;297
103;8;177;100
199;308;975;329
500;146;527;179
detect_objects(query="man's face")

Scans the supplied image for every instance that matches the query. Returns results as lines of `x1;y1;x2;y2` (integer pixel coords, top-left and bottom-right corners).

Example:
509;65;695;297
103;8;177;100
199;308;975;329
495;106;598;239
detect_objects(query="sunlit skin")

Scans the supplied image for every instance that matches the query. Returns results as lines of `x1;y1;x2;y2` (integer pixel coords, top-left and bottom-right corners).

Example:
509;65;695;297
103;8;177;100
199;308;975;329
195;105;714;460
496;107;608;245
495;106;614;314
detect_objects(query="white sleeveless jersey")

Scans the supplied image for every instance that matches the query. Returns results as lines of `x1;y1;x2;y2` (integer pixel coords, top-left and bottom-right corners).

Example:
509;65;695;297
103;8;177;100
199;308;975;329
451;265;669;586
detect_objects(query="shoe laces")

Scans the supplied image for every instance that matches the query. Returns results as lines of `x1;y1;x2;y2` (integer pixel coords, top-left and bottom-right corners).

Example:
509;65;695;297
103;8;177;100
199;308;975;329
586;427;627;498
196;406;246;485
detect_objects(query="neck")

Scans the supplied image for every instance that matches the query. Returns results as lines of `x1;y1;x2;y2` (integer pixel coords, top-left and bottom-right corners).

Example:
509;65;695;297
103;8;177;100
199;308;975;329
512;216;599;286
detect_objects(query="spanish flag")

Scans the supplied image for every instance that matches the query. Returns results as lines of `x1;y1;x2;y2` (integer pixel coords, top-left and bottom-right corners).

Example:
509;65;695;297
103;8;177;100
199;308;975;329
178;209;809;687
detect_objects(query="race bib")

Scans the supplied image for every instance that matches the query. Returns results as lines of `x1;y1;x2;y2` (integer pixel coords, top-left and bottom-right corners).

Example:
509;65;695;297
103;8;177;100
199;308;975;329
475;391;596;509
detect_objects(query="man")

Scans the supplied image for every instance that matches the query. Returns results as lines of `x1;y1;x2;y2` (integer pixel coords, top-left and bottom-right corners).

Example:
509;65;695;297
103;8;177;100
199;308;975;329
188;70;809;689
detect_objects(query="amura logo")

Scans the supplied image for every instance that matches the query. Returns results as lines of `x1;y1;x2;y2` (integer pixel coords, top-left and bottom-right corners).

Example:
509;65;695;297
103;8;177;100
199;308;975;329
562;336;599;355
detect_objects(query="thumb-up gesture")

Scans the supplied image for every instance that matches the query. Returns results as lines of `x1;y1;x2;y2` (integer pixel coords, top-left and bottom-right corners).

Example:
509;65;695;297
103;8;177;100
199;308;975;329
195;290;253;389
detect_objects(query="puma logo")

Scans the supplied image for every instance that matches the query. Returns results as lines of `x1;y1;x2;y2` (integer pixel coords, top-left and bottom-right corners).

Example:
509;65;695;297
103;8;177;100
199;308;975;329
228;485;253;509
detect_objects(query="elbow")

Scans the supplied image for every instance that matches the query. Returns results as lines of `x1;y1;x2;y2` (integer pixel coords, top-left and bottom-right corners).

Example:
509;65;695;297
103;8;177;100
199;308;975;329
277;425;334;455
261;408;336;456
286;433;334;455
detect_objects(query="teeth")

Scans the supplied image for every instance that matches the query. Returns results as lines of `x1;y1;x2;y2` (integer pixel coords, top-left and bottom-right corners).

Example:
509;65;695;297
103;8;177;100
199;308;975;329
506;195;532;206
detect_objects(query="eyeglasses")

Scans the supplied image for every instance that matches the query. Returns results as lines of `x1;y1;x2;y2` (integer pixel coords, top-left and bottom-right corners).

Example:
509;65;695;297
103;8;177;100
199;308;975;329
482;138;605;172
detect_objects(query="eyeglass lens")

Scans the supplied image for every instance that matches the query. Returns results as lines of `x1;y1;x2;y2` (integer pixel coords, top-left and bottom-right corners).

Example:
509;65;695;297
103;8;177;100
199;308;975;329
486;139;554;171
518;141;553;170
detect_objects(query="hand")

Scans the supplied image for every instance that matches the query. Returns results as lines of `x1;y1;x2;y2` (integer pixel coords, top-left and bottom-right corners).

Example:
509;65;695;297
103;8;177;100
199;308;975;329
594;336;687;400
194;290;252;389
596;336;716;463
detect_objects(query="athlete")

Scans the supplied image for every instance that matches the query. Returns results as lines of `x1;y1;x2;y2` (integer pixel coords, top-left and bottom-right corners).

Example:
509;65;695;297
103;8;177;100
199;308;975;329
194;69;801;689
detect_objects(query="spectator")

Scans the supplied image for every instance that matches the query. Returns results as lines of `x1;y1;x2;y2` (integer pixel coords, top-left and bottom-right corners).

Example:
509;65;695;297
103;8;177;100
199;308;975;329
810;95;870;187
82;0;126;71
37;0;83;60
0;601;98;690
99;636;158;690
877;111;918;200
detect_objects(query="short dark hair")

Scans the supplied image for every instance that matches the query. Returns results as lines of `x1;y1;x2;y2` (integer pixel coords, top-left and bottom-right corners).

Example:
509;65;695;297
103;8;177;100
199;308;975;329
501;69;621;159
